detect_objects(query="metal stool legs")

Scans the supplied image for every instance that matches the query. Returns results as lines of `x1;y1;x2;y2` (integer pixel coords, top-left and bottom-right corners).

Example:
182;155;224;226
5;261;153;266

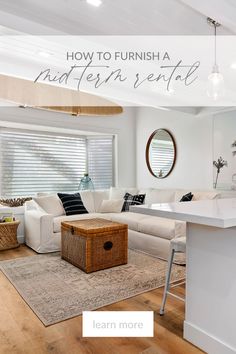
160;237;186;316
160;248;175;315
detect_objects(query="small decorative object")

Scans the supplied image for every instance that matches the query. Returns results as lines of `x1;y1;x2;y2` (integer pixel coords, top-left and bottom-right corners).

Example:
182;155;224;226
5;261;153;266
232;140;236;156
0;197;32;207
213;157;228;188
78;173;94;191
232;173;236;190
0;213;14;223
232;140;236;148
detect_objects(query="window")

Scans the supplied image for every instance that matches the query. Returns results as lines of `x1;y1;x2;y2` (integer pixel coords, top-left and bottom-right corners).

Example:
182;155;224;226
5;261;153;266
87;136;114;190
0;129;114;197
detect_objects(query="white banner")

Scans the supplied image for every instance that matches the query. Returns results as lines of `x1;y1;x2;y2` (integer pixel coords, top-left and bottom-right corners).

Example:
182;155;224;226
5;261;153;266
0;35;236;106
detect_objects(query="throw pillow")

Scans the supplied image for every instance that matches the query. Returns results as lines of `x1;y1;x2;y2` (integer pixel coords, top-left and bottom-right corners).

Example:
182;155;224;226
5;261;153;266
179;192;193;202
91;190;110;212
57;193;88;216
109;187;139;200
33;195;65;217
79;190;95;213
100;199;124;213
122;193;146;212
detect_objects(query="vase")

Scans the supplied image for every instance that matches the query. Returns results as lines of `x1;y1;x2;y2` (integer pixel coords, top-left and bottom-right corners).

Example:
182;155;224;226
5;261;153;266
78;173;94;191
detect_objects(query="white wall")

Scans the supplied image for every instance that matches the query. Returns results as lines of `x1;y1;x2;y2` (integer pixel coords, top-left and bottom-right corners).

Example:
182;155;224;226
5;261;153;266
136;107;213;190
213;110;236;190
0;105;216;192
0;106;137;188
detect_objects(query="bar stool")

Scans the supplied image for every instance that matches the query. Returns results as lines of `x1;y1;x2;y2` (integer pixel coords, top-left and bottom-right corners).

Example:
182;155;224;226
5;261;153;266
160;236;186;315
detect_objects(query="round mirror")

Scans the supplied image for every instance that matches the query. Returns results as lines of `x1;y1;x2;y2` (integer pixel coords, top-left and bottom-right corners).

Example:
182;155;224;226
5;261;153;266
146;129;176;178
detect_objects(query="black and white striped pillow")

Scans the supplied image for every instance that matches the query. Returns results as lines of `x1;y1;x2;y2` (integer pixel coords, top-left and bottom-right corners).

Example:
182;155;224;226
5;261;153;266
122;193;146;212
57;193;88;216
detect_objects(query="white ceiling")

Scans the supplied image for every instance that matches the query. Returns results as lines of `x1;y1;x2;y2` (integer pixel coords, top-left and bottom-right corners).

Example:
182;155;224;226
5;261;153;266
0;0;233;35
180;0;236;34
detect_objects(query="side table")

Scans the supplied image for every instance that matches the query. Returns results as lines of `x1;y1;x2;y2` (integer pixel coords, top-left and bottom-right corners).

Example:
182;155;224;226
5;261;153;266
0;221;20;251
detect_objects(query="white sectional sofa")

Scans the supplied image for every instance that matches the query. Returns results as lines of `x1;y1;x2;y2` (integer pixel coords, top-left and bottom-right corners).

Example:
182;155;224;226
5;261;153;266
24;187;219;262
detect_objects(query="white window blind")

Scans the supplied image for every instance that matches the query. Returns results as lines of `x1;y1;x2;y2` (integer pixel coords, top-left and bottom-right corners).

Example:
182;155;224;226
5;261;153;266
0;129;114;197
87;136;114;190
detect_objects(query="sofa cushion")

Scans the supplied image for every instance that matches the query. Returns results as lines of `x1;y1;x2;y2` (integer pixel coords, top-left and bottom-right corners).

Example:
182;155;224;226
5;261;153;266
138;216;178;240
58;193;88;216
109;187;139;200
145;189;175;204
33;195;65;217
53;213;100;233
108;212;148;231
100;199;123;213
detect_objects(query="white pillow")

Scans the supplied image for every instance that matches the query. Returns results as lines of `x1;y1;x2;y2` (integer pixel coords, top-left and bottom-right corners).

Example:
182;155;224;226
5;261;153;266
100;199;123;213
35;192;52;197
33;195;65;217
109;187;138;200
192;191;219;201
92;190;110;212
139;188;152;195
79;190;95;213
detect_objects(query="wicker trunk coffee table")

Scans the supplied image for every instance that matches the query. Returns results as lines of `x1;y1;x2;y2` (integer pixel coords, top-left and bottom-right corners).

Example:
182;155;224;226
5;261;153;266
61;218;128;273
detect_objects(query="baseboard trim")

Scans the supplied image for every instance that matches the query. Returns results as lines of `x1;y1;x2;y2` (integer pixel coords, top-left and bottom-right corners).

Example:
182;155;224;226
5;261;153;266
184;321;236;354
17;235;25;244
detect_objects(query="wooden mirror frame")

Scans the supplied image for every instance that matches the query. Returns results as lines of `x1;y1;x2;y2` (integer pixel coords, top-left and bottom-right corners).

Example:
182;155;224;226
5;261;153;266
146;129;177;179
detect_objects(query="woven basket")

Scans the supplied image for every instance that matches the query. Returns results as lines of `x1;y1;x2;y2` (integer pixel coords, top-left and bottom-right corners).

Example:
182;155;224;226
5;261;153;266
0;221;20;251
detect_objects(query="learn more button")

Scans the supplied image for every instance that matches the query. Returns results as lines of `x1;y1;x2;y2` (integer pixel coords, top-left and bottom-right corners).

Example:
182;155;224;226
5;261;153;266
82;311;154;337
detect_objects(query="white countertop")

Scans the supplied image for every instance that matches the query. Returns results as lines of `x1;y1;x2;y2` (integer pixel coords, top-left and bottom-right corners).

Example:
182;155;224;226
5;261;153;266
130;198;236;228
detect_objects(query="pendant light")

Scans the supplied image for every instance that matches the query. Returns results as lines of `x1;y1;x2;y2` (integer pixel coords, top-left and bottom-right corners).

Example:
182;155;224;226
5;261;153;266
207;17;224;100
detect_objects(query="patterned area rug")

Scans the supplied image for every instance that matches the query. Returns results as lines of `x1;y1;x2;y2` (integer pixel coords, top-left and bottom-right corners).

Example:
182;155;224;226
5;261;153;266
0;250;185;326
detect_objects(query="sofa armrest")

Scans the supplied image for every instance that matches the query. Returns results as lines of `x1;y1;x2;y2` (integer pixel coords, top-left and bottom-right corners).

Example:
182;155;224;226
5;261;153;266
25;199;46;212
24;205;53;252
174;220;186;238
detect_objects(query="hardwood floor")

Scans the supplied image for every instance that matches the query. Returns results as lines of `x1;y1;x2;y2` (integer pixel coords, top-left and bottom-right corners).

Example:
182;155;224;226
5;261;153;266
0;245;204;354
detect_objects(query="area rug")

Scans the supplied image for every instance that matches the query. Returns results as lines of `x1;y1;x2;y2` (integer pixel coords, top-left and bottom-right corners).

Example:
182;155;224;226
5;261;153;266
0;250;185;326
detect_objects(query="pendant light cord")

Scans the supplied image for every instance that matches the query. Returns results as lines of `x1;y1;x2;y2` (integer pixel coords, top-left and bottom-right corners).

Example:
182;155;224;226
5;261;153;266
214;23;217;67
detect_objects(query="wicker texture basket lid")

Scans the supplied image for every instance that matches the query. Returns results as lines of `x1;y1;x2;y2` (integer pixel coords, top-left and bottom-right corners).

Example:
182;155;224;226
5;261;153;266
61;218;127;235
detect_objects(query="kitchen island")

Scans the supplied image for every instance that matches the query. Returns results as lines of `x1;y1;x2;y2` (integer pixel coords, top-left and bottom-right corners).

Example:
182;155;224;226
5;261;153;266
131;198;236;354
